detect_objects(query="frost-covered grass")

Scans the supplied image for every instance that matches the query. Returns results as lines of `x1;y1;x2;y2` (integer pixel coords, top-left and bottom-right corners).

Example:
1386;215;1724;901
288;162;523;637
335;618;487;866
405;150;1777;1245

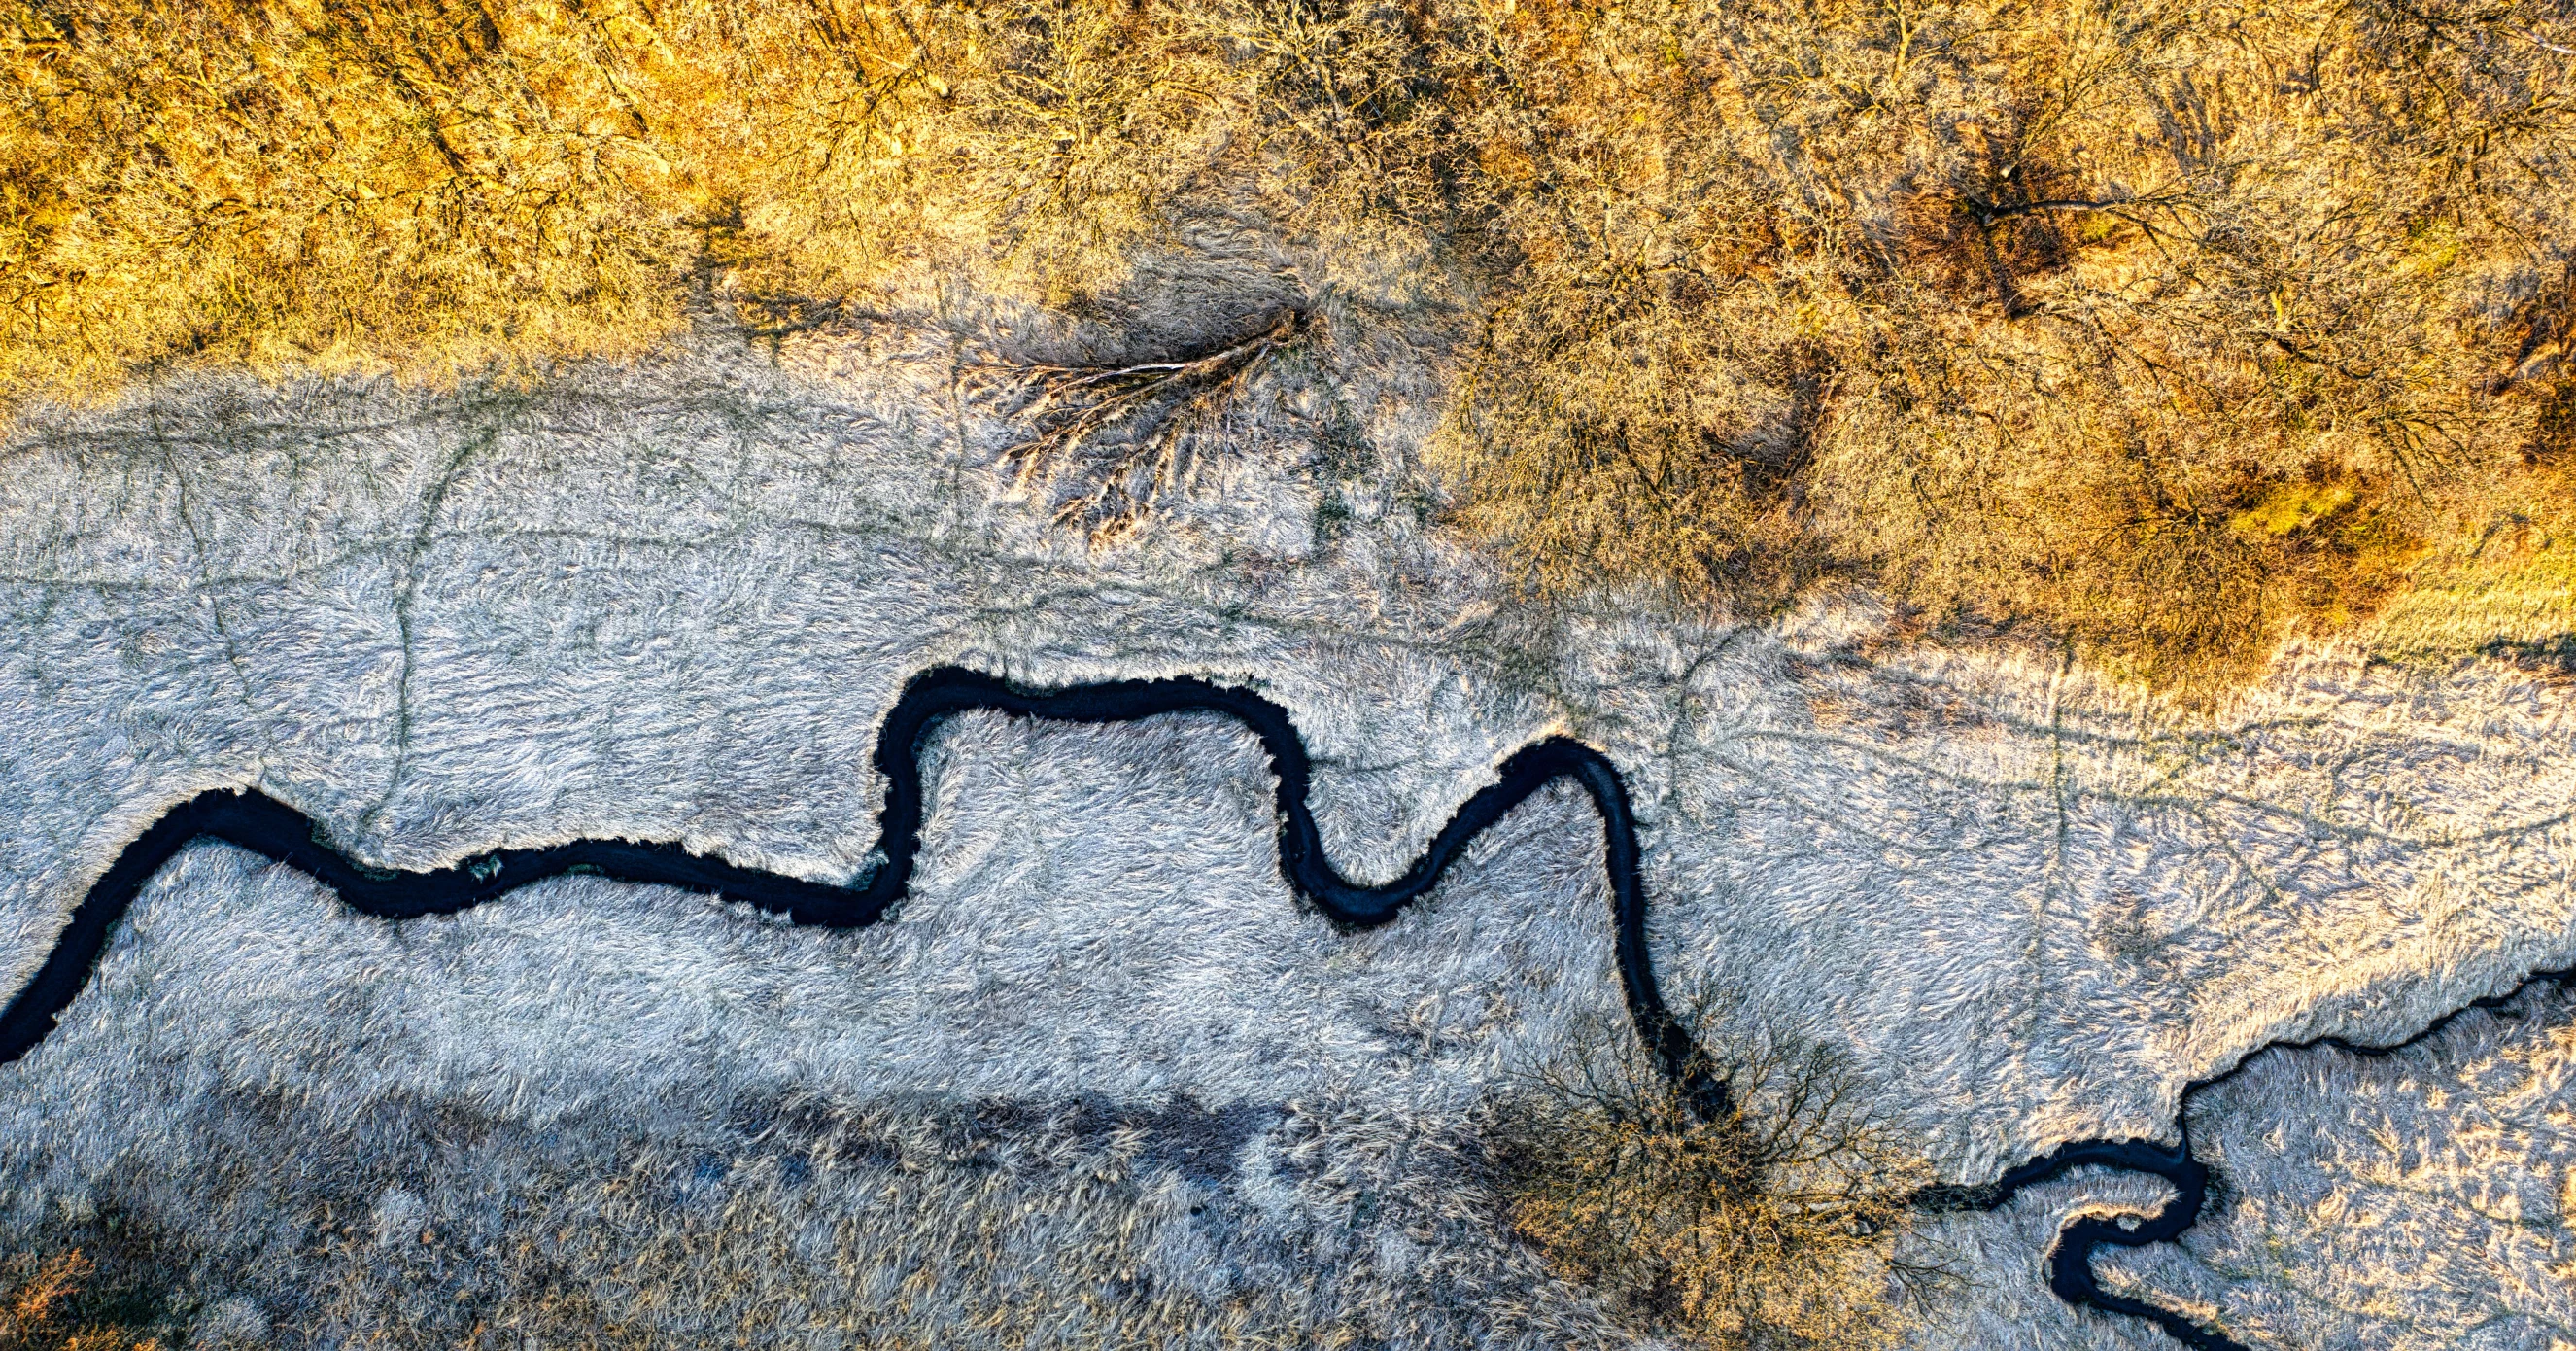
0;342;2571;1345
2115;980;2576;1350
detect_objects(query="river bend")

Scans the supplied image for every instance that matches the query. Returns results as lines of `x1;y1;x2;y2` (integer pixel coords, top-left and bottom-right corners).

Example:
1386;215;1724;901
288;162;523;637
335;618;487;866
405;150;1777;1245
6;663;2436;1349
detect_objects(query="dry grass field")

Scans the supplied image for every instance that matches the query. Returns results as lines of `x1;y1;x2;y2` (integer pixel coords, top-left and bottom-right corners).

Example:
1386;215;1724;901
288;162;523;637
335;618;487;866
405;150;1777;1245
3;0;2571;691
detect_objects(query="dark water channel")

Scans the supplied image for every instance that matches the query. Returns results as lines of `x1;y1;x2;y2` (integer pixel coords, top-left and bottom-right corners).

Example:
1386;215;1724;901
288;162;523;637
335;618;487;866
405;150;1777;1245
13;662;2526;1349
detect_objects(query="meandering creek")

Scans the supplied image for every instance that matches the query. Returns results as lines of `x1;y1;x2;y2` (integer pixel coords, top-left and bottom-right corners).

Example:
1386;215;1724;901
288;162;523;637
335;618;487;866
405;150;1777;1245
17;662;2534;1350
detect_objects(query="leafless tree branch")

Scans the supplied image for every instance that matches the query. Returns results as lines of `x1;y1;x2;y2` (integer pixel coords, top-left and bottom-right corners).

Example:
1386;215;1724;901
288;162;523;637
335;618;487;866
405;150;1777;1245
979;308;1313;543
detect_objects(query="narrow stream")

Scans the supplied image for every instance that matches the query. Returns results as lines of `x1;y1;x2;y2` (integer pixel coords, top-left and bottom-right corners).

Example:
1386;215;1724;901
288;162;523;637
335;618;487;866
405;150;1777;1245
13;661;2515;1350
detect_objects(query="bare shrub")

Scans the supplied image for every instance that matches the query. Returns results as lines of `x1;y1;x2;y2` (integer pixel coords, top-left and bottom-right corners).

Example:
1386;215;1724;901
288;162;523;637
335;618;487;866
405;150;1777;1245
1493;996;1949;1350
985;307;1315;541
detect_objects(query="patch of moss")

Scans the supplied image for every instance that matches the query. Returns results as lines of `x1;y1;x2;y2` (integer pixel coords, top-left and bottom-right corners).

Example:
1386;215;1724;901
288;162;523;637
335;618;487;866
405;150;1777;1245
2233;482;2359;539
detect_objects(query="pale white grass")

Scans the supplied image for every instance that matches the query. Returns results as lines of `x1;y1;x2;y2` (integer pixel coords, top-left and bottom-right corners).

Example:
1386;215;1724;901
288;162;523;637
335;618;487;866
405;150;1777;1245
0;335;2569;1344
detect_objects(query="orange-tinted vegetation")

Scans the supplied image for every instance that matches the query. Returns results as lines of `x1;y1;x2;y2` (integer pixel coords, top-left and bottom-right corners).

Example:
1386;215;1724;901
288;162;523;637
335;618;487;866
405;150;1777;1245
3;0;2571;690
0;1246;175;1350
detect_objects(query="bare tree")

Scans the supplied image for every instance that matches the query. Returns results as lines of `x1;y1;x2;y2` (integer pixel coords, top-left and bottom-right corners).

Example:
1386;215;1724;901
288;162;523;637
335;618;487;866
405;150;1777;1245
981;308;1314;542
1493;992;1953;1350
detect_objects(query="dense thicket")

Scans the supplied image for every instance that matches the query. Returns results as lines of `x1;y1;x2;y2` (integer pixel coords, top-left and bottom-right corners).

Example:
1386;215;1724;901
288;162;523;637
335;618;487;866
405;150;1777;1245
4;0;2570;686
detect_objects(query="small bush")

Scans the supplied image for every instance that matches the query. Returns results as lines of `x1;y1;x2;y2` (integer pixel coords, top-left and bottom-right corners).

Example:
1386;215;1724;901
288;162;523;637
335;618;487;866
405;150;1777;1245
986;307;1316;541
1493;998;1949;1350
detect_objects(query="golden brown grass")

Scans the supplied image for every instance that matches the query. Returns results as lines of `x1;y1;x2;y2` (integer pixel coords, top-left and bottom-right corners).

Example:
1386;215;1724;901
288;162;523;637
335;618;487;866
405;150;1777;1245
5;0;2572;690
1419;0;2575;693
0;0;1195;394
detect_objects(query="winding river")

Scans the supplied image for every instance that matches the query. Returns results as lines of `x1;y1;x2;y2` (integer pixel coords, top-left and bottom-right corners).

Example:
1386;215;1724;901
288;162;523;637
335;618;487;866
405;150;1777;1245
9;662;2537;1349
